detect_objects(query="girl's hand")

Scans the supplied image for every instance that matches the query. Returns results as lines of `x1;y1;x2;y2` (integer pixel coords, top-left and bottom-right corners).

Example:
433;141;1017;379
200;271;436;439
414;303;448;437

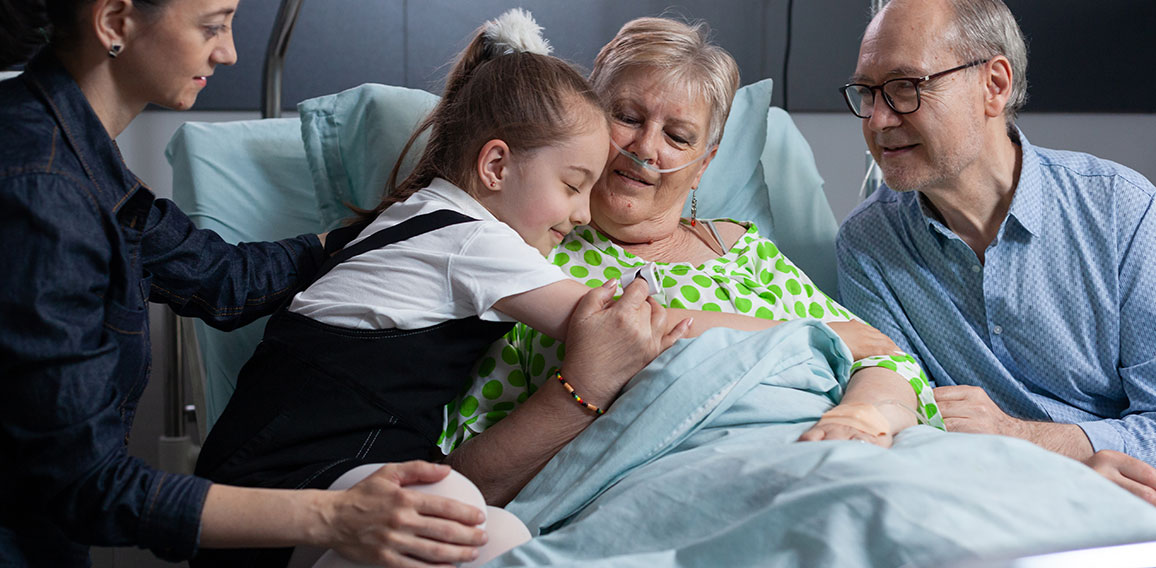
325;461;487;567
827;320;900;360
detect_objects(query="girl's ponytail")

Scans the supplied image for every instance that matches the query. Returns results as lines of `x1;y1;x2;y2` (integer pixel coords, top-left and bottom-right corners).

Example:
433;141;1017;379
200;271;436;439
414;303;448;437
360;9;601;221
443;8;553;114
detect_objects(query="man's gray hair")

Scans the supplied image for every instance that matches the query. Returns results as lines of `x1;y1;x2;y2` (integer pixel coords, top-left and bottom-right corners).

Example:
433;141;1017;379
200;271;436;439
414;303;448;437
874;0;1029;129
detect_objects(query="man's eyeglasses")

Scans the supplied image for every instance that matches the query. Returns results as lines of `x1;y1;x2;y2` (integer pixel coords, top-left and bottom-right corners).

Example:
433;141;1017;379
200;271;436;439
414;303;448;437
840;59;988;119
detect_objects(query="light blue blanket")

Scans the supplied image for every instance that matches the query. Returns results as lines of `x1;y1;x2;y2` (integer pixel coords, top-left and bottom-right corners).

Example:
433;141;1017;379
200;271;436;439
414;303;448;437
493;320;1156;567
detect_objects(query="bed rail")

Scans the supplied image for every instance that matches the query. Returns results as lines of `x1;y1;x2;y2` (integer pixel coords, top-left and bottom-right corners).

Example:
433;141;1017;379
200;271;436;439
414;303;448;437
261;0;307;118
162;0;309;474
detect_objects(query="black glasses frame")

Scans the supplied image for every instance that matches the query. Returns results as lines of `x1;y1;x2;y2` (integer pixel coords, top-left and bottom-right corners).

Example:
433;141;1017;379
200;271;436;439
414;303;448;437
839;59;989;119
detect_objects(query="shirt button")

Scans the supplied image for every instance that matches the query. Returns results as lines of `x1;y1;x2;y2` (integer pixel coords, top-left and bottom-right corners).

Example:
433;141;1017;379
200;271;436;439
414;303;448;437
992;325;1003;335
971;265;981;273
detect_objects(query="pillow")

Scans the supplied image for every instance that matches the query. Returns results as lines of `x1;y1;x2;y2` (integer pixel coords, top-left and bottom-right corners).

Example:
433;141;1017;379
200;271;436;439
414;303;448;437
689;78;840;296
166;117;323;433
299;83;439;229
300;79;839;295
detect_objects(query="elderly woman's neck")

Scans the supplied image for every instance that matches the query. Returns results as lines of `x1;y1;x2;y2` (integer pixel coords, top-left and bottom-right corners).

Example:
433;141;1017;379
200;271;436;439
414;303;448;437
592;218;705;264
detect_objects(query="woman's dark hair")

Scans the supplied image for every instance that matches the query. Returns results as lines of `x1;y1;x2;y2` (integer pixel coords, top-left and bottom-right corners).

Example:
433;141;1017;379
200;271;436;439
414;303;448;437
1;0;169;69
357;18;607;219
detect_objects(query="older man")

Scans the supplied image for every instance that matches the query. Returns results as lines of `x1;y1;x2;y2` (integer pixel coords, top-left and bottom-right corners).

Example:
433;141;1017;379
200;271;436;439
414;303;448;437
836;0;1156;504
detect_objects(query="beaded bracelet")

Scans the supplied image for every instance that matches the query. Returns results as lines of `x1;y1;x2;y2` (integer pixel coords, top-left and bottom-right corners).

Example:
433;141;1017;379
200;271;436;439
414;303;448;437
554;371;605;416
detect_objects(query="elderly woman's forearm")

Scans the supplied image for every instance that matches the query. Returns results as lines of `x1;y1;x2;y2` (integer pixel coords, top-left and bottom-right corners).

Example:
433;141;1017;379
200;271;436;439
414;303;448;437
840;367;920;434
446;378;598;505
670;308;780;337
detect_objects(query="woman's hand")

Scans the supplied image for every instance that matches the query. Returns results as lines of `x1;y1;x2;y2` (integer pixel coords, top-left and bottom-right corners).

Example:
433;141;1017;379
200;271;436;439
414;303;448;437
445;279;691;506
827;320;900;360
798;402;895;448
324;461;487;567
561;278;692;405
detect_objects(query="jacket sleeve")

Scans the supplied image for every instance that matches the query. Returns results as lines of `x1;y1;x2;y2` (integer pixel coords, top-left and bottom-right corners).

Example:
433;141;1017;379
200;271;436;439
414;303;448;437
141;197;325;330
0;176;210;560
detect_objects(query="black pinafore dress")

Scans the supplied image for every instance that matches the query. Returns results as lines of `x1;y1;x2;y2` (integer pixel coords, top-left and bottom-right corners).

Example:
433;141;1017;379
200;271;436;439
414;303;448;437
195;210;513;492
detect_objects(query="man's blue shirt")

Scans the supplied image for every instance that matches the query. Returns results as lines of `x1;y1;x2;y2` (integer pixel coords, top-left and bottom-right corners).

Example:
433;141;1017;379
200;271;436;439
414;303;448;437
837;130;1156;465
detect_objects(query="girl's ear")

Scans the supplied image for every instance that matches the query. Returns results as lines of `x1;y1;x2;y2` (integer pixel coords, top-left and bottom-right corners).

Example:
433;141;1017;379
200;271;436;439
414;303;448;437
477;139;511;192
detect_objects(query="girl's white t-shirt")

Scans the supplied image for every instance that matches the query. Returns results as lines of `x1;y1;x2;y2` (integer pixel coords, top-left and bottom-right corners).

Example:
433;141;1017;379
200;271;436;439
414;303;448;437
289;178;567;330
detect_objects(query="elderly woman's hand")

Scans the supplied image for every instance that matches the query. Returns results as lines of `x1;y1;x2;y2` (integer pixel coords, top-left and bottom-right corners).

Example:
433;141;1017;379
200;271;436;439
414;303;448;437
827;320;901;360
560;278;692;406
798;403;895;448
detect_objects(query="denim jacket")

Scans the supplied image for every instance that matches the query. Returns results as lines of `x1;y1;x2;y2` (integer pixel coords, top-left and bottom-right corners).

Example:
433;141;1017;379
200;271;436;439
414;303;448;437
0;52;325;564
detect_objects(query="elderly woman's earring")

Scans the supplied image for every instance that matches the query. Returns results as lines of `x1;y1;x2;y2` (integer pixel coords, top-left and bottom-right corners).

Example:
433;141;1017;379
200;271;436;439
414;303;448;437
690;188;698;227
108;44;122;58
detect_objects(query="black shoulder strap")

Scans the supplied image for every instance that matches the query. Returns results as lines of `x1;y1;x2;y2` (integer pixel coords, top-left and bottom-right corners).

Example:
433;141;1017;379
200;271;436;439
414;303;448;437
310;209;476;285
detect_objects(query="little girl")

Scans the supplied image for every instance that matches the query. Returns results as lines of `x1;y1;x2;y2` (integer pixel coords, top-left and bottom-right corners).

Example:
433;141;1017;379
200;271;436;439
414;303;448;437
190;11;660;568
193;9;890;568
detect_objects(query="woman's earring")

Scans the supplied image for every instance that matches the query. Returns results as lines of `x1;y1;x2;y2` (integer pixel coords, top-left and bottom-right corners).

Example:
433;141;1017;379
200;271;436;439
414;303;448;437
108;44;122;58
690;188;698;227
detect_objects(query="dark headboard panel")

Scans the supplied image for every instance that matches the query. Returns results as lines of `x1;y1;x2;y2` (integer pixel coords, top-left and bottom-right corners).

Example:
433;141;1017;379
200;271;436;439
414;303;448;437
187;0;1154;113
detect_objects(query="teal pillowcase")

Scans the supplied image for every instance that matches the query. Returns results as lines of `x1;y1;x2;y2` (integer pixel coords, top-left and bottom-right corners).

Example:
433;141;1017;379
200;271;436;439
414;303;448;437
298;83;439;229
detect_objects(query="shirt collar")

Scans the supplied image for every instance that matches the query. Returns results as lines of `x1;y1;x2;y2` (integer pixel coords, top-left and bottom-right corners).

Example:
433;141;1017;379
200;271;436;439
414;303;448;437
1005;127;1042;238
906;126;1041;239
22;50;144;208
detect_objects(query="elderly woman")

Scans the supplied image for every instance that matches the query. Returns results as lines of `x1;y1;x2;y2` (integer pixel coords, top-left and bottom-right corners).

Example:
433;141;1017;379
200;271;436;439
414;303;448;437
442;17;941;505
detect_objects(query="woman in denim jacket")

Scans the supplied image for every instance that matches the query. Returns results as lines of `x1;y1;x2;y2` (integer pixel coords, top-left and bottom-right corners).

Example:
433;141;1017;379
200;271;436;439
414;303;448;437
0;0;662;565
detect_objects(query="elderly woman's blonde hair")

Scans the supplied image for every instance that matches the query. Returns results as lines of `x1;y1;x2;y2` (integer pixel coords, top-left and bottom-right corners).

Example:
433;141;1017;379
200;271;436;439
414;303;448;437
590;17;740;147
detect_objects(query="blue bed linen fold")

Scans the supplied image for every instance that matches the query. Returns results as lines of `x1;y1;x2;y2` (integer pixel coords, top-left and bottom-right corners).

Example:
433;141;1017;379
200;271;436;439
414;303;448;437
496;321;1156;567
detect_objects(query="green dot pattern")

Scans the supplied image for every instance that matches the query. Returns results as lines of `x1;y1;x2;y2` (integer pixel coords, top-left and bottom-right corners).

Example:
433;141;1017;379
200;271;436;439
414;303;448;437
437;221;944;453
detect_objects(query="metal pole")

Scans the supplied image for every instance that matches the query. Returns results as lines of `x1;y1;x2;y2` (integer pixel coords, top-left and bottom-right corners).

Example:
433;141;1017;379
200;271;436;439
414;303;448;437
160;308;198;474
163;309;185;438
261;0;307;118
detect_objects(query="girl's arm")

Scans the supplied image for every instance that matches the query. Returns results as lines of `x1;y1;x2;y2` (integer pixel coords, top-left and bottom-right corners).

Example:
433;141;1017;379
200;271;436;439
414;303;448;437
449;279;690;505
494;279;899;358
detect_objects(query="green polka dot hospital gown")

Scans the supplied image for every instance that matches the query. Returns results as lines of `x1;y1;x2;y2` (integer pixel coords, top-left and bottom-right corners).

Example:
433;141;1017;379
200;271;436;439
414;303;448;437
439;221;944;452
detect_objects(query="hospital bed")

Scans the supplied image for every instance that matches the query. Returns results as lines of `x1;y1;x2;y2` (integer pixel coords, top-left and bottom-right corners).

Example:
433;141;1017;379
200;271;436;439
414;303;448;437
160;2;1156;565
163;68;839;441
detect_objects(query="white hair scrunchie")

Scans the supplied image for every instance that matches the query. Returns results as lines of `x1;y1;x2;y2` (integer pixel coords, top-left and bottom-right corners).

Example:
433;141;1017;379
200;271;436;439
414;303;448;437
483;8;553;56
